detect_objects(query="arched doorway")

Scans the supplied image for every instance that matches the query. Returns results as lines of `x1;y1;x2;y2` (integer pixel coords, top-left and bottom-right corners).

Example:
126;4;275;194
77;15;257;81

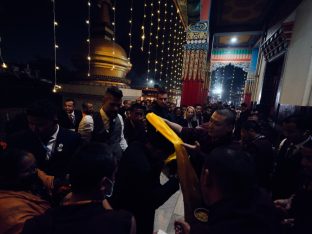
210;63;248;106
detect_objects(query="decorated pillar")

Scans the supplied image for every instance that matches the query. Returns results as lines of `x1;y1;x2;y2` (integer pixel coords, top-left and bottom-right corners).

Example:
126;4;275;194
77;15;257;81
202;61;210;103
243;48;259;106
181;21;209;106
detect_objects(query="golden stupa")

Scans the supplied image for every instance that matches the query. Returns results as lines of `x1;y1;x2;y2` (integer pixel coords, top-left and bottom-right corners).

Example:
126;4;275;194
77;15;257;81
90;38;131;88
85;0;131;88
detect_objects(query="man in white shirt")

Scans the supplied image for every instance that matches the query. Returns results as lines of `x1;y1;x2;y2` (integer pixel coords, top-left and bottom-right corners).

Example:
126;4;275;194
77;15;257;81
78;102;94;142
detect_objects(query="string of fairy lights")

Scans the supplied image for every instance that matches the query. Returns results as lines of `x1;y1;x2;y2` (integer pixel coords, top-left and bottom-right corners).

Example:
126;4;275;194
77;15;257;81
0;37;7;69
165;3;175;91
52;0;61;93
159;2;168;82
86;0;91;77
141;0;147;51
146;0;154;83
153;0;161;80
111;0;116;70
128;0;134;61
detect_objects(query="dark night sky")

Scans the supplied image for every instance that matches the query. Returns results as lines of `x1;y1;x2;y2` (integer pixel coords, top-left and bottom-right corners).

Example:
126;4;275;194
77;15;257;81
0;0;183;87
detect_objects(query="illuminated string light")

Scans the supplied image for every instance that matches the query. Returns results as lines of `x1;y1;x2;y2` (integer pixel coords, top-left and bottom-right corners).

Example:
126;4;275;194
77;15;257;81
164;4;174;90
153;0;161;80
159;2;167;82
141;0;147;51
86;0;91;77
172;13;178;87
0;37;7;69
111;0;116;70
51;0;61;93
146;0;154;82
128;0;134;61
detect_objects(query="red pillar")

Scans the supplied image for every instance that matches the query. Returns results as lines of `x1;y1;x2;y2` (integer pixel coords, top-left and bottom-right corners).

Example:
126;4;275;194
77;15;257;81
200;0;211;21
244;93;252;107
181;79;204;106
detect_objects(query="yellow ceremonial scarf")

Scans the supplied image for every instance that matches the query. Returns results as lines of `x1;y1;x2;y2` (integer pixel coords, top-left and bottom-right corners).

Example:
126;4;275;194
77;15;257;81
146;113;202;225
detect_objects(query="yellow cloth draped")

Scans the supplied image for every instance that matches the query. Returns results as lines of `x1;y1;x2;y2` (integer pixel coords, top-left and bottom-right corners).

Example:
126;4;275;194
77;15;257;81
146;113;202;224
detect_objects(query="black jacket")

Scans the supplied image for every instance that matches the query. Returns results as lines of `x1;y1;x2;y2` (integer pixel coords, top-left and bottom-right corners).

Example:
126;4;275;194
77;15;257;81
7;127;82;176
58;110;82;132
111;142;179;234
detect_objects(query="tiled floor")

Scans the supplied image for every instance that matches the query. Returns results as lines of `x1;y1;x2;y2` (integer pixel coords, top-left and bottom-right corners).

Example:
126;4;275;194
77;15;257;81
154;173;184;234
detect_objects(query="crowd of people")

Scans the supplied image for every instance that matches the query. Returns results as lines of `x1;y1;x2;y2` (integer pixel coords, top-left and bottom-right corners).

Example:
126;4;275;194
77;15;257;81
0;86;311;234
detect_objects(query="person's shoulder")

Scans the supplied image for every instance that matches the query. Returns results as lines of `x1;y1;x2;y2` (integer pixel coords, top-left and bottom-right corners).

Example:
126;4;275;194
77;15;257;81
95;209;134;233
84;115;94;122
105;209;133;220
92;112;102;121
58;127;81;144
59;127;79;137
74;110;82;115
124;142;145;156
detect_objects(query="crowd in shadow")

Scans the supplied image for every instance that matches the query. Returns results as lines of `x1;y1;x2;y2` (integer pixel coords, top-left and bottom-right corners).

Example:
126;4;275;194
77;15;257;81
0;87;311;234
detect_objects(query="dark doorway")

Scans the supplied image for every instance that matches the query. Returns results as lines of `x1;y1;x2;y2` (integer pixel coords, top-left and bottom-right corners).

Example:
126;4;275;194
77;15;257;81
260;54;285;118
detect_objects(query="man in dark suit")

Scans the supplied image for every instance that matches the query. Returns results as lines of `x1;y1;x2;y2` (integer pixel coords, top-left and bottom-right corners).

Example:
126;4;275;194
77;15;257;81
7;100;82;177
150;89;173;121
58;99;82;132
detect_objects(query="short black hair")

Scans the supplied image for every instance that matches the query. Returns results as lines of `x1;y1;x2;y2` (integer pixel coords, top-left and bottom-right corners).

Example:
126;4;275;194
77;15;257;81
214;109;236;126
241;120;261;133
105;86;123;99
204;147;255;196
82;102;92;112
123;99;131;105
129;103;145;112
64;99;75;104
70;143;116;194
282;115;308;131
26;99;57;121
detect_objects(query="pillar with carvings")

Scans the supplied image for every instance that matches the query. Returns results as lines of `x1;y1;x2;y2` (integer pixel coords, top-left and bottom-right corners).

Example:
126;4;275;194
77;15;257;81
181;21;209;106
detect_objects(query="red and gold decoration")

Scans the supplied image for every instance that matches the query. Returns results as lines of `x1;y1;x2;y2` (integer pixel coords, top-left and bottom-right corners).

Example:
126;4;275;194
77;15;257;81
181;21;209;106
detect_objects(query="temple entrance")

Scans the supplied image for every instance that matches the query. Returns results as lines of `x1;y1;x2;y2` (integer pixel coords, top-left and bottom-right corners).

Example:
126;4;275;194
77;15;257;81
260;54;285;117
210;64;247;106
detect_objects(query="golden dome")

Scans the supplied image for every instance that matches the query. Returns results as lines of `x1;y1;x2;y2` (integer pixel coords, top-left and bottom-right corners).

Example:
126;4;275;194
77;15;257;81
90;38;132;79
